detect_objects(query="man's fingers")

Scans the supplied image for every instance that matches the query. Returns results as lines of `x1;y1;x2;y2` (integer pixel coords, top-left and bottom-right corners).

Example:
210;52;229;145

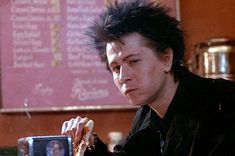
74;117;89;145
61;120;69;135
61;116;91;148
61;117;81;137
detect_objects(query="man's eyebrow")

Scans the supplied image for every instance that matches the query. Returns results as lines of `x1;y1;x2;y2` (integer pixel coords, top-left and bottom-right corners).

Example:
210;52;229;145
123;54;141;62
109;53;142;67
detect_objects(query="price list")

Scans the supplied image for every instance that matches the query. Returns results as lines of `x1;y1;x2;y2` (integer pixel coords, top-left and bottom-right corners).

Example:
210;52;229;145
0;0;128;110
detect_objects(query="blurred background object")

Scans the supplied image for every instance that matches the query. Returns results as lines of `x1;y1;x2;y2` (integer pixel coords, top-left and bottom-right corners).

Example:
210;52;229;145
108;131;123;152
188;38;235;81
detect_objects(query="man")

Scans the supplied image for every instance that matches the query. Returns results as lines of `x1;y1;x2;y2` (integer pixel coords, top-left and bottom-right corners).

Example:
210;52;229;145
61;0;235;155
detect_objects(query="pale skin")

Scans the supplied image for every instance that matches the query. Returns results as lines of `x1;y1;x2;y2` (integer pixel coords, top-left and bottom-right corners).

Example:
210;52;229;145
61;33;179;155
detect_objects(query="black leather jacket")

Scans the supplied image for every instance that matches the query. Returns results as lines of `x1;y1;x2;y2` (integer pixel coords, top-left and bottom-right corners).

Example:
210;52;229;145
85;69;235;156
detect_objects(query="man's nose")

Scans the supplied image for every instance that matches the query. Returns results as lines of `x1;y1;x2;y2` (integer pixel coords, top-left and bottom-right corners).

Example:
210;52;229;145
119;65;132;83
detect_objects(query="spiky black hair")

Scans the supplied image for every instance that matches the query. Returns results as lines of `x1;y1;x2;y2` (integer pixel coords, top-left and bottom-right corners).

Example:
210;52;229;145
86;0;185;80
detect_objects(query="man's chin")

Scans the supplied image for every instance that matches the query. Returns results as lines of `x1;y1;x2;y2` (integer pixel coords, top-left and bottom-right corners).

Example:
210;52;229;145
129;100;146;107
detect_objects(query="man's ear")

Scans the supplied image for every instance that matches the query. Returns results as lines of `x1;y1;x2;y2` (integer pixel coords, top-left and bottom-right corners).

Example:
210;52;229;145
161;48;173;72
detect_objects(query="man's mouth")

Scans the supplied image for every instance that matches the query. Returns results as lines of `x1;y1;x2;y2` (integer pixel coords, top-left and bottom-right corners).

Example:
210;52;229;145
124;88;137;95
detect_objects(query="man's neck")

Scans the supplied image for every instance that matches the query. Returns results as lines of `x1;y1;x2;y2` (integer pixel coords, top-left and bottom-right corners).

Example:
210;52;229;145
149;78;179;118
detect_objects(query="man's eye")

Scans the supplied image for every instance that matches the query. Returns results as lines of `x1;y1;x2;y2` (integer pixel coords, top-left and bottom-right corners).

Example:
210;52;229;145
129;59;140;65
111;66;120;73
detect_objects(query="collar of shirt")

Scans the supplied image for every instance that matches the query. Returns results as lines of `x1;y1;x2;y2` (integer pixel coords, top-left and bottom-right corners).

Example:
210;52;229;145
149;81;183;134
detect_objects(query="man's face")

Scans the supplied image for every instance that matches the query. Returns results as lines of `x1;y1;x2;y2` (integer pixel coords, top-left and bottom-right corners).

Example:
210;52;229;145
106;33;172;106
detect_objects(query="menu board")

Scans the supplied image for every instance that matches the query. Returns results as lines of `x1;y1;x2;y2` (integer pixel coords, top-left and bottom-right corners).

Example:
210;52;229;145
0;0;178;112
0;0;130;112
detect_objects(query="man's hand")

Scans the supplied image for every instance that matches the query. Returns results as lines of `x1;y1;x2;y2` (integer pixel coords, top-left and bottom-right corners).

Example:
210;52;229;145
61;116;95;156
